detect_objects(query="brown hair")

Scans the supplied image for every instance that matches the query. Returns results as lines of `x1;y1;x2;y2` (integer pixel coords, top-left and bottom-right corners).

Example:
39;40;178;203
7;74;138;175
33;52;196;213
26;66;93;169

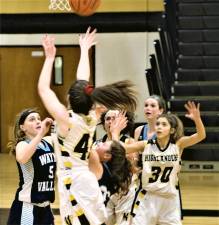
108;141;133;195
100;110;135;137
158;113;184;143
68;80;138;115
146;94;166;112
92;80;138;113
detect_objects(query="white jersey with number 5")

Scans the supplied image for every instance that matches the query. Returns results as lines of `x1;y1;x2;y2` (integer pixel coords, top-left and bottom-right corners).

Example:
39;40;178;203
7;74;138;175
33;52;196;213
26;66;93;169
142;139;181;197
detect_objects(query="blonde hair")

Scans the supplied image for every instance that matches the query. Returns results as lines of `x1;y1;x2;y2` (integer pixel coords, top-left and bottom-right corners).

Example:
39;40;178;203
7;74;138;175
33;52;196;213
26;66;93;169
7;108;39;155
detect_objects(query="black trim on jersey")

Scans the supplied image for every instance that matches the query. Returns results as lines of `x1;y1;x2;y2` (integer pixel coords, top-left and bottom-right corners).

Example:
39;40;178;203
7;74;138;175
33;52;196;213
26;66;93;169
130;188;147;218
57;136;64;145
15;162;24;200
138;125;146;141
57;136;70;157
65;184;71;190
130;186;141;217
65;215;72;225
147;139;156;145
78;214;90;225
176;183;184;219
155;138;171;152
70;199;77;207
61;151;70;157
102;134;108;142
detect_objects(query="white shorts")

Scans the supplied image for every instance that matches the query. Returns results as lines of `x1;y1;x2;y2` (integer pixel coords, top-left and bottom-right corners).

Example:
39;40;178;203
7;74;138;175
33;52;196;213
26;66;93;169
131;190;182;225
105;183;137;225
58;167;107;225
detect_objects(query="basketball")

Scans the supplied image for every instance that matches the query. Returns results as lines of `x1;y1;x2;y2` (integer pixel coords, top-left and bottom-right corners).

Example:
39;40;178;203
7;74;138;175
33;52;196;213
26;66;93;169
69;0;101;16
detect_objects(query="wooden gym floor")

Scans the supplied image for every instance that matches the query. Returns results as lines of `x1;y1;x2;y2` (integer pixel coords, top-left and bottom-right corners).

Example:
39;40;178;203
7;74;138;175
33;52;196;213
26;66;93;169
0;153;219;225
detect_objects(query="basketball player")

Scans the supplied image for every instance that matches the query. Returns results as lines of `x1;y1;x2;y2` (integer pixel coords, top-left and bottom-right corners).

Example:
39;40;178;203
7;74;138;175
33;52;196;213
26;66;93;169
134;95;166;141
93;110;140;225
134;95;184;221
38;27;137;225
7;109;56;225
123;101;206;225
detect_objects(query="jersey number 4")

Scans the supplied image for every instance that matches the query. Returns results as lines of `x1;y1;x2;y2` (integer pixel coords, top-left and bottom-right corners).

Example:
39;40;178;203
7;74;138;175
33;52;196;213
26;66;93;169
74;134;89;160
149;166;173;183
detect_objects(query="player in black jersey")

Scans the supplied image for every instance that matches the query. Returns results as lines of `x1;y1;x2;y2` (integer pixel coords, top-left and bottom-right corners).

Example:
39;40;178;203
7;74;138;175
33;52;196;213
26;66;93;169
94;110;139;225
96;110;134;199
7;109;56;225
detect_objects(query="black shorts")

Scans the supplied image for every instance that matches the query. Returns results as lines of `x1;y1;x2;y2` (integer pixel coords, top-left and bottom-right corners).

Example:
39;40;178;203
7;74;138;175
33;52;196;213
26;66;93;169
7;199;54;225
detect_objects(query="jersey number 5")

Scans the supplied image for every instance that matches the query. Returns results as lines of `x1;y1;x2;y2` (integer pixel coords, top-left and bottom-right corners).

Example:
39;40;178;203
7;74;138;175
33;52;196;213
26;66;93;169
149;166;173;183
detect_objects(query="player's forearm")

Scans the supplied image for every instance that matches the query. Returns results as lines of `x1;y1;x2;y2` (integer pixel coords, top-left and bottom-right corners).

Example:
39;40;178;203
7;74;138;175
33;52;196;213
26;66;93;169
76;50;90;81
194;117;206;141
16;134;44;164
38;58;54;93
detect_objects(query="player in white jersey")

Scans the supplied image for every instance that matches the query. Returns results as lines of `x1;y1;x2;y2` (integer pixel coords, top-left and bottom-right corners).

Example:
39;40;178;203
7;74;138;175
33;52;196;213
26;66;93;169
95;110;138;225
38;27;137;225
123;101;206;225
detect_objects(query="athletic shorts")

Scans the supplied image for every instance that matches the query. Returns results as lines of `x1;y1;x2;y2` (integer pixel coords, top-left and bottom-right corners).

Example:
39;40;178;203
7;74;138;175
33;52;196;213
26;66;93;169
131;190;182;225
7;199;54;225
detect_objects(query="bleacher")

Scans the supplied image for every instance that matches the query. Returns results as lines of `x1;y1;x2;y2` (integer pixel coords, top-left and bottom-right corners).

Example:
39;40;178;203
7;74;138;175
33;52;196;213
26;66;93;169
146;0;219;170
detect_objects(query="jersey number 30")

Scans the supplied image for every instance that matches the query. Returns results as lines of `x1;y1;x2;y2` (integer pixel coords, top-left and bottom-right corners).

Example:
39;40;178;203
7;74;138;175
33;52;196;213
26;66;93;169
149;166;173;183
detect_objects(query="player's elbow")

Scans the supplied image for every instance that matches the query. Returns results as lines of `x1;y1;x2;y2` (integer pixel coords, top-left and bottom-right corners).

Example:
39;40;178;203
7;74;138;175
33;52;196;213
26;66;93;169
198;131;206;142
16;154;29;164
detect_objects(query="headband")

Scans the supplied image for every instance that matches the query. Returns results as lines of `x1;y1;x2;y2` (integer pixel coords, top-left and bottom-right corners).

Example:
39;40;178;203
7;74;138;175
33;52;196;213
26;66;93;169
18;110;37;125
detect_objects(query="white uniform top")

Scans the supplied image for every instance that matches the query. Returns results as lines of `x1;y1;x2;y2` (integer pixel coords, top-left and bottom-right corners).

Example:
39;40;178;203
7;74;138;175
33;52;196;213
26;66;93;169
106;175;138;225
54;110;98;171
52;110;107;225
141;139;181;197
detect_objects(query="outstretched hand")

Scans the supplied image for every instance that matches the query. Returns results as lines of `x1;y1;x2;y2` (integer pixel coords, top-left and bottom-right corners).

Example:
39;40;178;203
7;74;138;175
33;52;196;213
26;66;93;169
184;101;201;121
79;27;97;51
42;35;56;59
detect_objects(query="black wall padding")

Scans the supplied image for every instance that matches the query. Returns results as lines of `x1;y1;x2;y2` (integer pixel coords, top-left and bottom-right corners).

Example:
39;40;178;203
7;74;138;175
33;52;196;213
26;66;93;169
0;12;163;34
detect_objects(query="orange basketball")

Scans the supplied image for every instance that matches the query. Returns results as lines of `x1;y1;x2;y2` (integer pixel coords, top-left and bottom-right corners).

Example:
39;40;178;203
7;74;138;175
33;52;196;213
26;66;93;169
69;0;101;16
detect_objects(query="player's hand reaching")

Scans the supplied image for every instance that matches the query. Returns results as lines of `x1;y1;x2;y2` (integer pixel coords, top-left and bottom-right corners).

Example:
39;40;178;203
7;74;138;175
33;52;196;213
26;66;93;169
110;111;128;141
42;35;56;59
184;101;201;122
79;27;97;51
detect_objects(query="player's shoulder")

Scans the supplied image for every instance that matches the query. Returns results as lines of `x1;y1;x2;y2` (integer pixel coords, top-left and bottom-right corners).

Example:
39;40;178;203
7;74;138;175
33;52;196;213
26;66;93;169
42;136;53;145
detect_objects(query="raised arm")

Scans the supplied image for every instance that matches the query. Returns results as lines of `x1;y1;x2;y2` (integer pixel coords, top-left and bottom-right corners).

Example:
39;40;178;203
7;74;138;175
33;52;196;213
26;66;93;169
77;27;97;81
177;101;206;151
123;140;146;154
38;35;69;137
16;118;53;164
110;111;128;141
